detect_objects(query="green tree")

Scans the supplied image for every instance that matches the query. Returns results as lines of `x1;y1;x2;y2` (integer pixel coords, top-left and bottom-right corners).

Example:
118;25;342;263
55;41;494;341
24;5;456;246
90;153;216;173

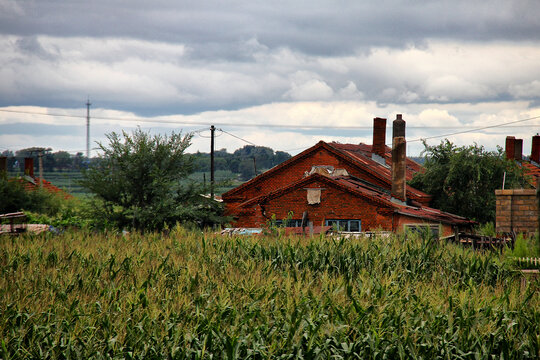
409;140;529;224
80;128;227;231
53;151;72;171
0;173;63;215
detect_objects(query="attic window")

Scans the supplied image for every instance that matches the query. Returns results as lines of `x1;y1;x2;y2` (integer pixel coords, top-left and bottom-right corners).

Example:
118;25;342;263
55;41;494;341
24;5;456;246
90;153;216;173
306;188;321;204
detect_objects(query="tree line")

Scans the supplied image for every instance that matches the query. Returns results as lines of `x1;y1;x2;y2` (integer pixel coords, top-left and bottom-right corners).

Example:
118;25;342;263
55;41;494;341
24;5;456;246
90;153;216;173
1;149;87;172
2;145;292;180
189;146;291;180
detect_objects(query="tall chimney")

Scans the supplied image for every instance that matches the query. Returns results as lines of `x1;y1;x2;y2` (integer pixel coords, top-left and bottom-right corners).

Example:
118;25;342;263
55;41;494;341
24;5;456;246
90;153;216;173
531;135;540;163
0;157;6;174
505;136;515;160
514;138;523;162
24;157;34;177
391;114;406;202
372;117;387;158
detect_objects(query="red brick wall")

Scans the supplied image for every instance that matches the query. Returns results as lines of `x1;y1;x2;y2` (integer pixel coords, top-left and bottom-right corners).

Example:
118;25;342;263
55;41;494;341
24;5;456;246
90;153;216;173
232;178;394;230
225;147;389;206
395;215;454;237
496;189;539;237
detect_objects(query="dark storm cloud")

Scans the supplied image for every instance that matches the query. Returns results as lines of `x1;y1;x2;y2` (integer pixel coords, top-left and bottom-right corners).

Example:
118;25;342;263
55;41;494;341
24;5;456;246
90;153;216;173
1;0;539;130
1;1;539;57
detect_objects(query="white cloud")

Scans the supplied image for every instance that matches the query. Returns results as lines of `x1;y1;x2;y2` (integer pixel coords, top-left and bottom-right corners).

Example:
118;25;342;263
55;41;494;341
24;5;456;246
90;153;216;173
284;79;334;101
424;75;494;101
509;80;540;99
3;100;539;158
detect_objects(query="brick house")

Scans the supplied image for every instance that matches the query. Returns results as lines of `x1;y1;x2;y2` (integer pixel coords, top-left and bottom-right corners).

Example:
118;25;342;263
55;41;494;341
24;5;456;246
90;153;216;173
0;157;70;198
223;115;474;236
495;135;540;237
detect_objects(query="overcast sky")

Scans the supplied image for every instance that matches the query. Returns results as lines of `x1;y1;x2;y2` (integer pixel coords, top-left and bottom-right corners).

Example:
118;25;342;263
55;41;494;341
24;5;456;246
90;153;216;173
1;0;539;157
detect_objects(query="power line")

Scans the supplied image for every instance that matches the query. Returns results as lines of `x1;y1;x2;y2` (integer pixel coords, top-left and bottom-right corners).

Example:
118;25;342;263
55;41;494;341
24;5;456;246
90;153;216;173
1;108;538;130
407;115;540;143
219;129;259;146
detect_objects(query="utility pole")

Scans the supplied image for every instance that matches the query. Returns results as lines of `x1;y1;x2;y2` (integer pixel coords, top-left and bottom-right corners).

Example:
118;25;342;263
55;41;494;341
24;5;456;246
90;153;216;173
252;156;257;176
27;147;51;187
38;150;44;188
210;125;215;199
86;97;91;160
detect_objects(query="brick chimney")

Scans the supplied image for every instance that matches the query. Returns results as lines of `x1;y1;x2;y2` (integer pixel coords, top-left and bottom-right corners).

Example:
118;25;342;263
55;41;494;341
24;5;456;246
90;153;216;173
24;157;34;177
531;135;540;163
514;138;523;162
0;157;6;174
391;114;406;202
372;117;387;158
505;136;515;160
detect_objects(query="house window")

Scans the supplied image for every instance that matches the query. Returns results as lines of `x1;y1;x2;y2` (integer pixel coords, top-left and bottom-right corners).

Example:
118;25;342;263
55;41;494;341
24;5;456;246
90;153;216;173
275;219;303;227
325;219;361;232
404;224;440;237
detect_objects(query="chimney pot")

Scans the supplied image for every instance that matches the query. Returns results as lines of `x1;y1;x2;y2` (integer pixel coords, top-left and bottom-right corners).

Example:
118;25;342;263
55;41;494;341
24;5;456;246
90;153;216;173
531;135;540;163
505;136;515;160
391;115;406;202
372;117;387;158
392;114;405;139
514;138;523;162
24;157;34;177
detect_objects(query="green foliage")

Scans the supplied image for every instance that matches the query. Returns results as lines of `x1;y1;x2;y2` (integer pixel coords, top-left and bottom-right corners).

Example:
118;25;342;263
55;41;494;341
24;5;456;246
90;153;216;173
0;173;64;216
189;145;292;178
25;202;91;229
508;233;540;258
79;128;228;231
409;140;529;223
476;222;496;237
0;229;537;358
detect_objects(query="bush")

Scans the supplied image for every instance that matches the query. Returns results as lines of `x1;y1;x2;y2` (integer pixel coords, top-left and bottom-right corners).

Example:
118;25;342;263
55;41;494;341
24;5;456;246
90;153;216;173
0;174;64;216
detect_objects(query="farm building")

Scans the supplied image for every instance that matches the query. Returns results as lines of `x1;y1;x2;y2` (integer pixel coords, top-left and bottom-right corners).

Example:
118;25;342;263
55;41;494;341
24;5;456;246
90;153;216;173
223;115;475;236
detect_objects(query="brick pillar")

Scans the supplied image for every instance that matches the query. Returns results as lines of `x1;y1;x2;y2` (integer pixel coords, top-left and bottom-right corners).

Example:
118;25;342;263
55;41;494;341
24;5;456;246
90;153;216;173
514;138;523;161
531;135;540;163
391;114;406;202
24;157;34;177
372;117;387;158
505;136;515;160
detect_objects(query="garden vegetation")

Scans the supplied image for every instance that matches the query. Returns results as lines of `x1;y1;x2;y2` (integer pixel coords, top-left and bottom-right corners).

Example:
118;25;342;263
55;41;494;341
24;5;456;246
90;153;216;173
0;228;538;359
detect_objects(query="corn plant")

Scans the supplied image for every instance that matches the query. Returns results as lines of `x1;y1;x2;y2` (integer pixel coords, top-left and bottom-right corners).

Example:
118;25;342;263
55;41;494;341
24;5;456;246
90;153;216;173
0;227;538;359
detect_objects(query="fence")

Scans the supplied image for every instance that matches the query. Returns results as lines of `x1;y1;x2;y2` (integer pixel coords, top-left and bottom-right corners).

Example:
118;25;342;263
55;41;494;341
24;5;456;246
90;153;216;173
514;257;540;269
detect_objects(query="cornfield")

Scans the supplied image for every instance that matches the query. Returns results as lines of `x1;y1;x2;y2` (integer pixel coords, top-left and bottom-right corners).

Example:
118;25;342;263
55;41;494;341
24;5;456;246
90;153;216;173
0;228;538;359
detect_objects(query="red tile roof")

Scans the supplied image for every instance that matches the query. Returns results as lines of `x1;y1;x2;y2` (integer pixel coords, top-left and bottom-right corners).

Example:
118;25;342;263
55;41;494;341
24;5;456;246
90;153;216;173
522;161;540;185
223;140;431;204
19;176;73;199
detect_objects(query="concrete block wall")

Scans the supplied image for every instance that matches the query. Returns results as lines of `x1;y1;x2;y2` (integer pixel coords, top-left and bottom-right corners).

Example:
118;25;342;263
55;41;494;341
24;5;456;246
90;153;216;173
495;189;539;237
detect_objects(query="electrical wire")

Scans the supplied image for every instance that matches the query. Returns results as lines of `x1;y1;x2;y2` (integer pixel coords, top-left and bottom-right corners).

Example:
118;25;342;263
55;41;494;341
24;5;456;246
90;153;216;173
2;108;538;130
218;129;259;146
407;115;540;143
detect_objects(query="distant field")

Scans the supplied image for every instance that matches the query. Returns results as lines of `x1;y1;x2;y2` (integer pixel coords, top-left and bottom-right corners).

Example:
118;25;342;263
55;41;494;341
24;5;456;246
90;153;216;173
0;229;537;358
9;170;244;197
187;170;243;195
42;171;88;196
